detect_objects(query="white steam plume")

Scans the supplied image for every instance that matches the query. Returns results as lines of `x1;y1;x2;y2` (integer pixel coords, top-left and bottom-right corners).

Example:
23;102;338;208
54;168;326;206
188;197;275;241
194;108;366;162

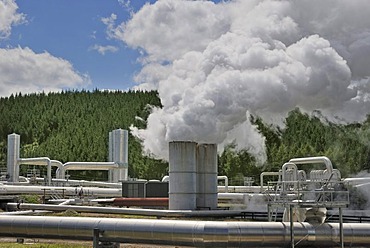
109;0;370;161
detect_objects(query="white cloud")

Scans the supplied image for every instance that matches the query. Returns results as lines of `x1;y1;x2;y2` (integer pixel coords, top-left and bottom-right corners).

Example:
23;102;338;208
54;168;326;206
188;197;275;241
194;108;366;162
0;47;90;97
0;0;26;39
120;0;370;161
118;0;130;8
102;13;118;40
90;44;119;55
118;0;133;14
109;0;230;62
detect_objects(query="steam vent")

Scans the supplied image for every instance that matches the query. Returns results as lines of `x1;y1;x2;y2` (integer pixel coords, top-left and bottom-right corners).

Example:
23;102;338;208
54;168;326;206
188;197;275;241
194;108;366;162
169;141;218;210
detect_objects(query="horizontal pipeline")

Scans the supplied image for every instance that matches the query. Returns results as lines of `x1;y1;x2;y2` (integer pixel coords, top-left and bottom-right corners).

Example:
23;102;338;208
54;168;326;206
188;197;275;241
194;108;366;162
7;203;243;217
1;215;370;247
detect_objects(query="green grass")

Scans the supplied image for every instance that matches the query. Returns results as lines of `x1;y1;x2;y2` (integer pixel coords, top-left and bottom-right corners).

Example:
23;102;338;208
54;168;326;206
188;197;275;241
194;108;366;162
0;238;91;248
0;243;90;248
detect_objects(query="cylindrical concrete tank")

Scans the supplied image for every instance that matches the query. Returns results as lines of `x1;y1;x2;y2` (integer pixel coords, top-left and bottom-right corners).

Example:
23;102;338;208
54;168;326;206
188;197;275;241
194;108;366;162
169;141;197;210
196;143;218;210
7;133;20;183
108;129;128;183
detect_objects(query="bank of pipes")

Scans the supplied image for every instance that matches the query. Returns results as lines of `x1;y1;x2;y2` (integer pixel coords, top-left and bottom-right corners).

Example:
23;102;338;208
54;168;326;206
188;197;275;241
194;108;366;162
5;129;129;186
1;132;370;247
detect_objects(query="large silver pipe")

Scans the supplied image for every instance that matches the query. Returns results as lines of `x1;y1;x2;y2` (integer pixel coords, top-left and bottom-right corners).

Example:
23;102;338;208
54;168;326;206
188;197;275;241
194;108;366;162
34;178;121;188
260;171;281;192
1;215;370;247
6;203;243;218
18;157;53;185
0;184;121;197
217;176;229;193
7;134;63;185
289;156;333;175
57;162;119;179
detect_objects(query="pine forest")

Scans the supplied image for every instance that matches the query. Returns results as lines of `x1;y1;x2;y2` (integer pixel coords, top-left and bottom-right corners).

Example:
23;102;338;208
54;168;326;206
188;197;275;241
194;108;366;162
1;90;370;185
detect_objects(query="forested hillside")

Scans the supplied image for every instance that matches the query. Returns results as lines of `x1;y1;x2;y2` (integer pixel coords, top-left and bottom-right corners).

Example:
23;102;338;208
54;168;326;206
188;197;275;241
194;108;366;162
0;90;167;180
219;110;370;184
1;90;370;184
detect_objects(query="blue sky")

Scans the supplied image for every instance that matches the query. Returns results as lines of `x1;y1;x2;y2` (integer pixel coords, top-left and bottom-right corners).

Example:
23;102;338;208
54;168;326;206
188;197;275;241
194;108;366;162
0;0;157;96
2;0;370;158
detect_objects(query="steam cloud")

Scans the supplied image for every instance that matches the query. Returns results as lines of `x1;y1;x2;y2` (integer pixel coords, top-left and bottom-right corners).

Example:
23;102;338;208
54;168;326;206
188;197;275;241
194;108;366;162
111;0;370;161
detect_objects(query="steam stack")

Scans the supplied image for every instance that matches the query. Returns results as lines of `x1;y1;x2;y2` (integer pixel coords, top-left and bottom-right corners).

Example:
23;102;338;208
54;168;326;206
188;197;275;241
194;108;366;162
169;141;218;210
169;141;197;210
197;143;218;210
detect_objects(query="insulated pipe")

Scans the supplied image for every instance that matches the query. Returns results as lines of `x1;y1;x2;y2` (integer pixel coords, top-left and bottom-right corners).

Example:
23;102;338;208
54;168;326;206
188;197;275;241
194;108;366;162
260;171;281;192
281;162;298;192
34;178;121;188
6;203;243;218
0;185;121;197
52;160;63;179
344;177;370;186
57;162;119;179
289;156;333;176
217;176;229;193
281;163;298;182
1;215;370;247
0;210;49;215
18;157;54;185
7;134;63;185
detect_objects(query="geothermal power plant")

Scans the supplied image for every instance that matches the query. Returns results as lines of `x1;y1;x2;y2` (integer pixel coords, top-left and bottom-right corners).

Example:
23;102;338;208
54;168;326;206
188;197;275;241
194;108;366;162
2;130;370;247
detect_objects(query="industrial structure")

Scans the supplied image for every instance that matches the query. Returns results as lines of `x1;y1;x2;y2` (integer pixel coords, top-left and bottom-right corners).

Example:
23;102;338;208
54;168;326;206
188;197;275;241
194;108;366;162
1;130;370;247
169;141;218;210
6;129;128;186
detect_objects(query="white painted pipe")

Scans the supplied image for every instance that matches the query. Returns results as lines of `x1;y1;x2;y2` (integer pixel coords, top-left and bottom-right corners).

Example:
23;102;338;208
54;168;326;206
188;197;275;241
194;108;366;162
0;184;121;197
289;156;333;176
260;171;281;192
7;203;243;217
18;157;54;185
217;176;229;193
56;162;118;180
34;178;121;188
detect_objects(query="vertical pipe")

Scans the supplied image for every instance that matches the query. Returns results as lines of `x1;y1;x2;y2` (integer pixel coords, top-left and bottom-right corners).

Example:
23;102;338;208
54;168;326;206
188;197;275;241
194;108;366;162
7;133;20;183
108;131;113;182
340;207;344;248
47;160;51;186
290;205;294;248
217;176;229;193
93;228;100;248
169;141;197;210
196;144;218;210
268;204;271;222
108;129;129;183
